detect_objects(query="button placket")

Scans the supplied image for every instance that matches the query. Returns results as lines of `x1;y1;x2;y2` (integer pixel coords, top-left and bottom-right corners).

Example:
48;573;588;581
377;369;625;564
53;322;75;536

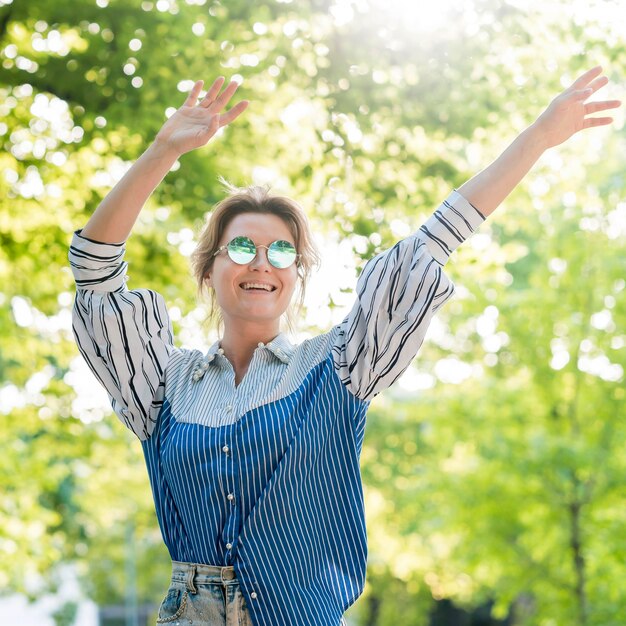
221;419;237;557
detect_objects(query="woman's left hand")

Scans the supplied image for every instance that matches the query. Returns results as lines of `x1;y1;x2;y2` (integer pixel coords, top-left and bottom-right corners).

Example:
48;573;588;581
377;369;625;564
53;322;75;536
533;66;621;150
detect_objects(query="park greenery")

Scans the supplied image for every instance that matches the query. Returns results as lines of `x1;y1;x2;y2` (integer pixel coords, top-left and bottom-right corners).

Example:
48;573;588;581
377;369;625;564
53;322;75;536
1;0;624;624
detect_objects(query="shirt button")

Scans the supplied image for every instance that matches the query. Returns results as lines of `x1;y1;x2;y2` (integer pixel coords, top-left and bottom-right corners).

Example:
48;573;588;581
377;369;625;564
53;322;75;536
250;592;258;599
217;348;224;355
257;342;264;348
226;542;232;549
227;493;235;501
222;445;229;453
225;404;232;412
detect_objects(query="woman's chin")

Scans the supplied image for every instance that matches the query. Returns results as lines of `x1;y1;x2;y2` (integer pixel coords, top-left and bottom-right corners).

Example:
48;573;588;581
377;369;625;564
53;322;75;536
228;306;286;323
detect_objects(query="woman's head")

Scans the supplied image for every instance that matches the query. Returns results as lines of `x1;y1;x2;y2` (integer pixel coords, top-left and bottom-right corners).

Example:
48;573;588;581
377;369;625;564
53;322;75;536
190;180;321;335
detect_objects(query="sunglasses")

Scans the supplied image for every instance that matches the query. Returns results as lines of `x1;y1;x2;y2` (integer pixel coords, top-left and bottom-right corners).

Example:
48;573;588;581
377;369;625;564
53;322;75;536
213;236;300;269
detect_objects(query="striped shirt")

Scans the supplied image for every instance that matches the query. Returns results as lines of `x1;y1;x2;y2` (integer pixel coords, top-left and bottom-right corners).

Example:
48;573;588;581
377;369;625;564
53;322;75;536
69;190;485;626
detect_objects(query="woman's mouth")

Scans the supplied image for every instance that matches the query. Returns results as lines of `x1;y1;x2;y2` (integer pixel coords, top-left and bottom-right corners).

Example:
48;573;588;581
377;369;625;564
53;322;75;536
239;282;277;293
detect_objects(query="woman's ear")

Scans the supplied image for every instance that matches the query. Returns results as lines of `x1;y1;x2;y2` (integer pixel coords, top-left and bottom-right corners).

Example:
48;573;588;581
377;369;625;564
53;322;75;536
204;273;212;289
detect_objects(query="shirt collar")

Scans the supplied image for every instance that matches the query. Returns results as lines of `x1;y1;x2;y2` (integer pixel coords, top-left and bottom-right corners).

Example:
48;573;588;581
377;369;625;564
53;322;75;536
263;332;296;364
204;332;295;365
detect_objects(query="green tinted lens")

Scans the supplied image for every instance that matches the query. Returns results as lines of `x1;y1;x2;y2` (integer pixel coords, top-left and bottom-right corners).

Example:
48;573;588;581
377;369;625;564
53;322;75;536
268;240;297;268
227;236;256;264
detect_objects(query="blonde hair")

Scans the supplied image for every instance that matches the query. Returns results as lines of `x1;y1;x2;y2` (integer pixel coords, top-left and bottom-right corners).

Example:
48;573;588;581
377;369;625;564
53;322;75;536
190;178;321;335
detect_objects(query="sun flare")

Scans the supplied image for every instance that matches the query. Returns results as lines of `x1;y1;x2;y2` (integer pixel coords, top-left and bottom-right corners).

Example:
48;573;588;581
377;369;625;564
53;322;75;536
329;0;464;34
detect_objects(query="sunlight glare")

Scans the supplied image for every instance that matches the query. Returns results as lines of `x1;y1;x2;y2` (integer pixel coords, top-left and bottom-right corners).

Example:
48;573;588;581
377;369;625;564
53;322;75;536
384;0;462;33
330;0;464;33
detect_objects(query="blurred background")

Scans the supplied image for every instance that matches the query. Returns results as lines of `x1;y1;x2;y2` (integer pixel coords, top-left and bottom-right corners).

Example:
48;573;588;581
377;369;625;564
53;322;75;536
0;0;624;624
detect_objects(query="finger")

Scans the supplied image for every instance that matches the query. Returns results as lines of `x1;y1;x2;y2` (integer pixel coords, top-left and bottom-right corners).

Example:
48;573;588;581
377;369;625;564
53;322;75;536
582;116;614;129
183;80;204;107
568;65;603;91
199;76;226;107
584;99;622;114
587;75;609;94
209;80;241;112
218;100;249;126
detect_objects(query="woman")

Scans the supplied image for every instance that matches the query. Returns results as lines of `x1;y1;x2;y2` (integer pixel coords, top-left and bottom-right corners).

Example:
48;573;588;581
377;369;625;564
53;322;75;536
69;69;619;625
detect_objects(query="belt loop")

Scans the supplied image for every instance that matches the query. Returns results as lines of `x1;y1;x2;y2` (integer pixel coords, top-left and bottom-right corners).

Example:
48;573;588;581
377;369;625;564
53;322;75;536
185;563;198;594
221;566;232;584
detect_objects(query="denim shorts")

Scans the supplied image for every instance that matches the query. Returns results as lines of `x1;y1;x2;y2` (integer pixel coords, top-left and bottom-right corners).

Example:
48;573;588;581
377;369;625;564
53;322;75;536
155;561;253;625
156;559;350;625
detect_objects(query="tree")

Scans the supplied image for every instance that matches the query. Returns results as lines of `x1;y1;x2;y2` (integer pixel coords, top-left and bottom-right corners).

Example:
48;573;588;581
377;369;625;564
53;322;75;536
1;1;623;623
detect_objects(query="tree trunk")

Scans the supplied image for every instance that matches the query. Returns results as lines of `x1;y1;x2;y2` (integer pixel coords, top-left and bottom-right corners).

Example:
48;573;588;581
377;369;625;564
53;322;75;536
569;498;588;626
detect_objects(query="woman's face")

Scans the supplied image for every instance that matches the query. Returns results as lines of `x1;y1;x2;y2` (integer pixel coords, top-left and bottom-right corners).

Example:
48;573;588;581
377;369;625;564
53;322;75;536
206;212;299;329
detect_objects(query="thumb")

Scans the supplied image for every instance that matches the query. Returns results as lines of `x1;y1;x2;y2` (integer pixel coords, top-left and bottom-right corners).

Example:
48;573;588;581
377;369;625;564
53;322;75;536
208;116;220;134
199;116;220;139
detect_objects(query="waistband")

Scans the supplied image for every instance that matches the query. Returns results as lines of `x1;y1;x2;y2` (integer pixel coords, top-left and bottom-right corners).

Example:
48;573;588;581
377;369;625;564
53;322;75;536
171;560;238;594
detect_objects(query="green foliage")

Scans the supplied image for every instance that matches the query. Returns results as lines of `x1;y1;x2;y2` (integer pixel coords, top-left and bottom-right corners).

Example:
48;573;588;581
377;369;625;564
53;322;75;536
52;601;78;626
1;0;624;624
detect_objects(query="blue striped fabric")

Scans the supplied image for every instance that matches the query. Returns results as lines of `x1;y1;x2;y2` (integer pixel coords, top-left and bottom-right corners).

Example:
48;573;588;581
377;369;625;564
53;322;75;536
69;190;485;625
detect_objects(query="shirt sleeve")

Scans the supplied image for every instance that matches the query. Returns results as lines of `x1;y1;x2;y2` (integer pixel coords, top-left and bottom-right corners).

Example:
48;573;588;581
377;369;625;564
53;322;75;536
68;229;175;440
332;189;486;401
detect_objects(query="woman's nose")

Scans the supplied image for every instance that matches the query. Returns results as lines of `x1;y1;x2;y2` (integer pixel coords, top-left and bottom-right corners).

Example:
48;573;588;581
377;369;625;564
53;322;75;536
249;245;272;269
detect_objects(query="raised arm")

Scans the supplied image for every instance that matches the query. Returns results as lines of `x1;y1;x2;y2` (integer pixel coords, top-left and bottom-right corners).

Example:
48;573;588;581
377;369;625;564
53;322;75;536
69;77;248;439
457;66;621;217
80;77;248;243
332;66;620;402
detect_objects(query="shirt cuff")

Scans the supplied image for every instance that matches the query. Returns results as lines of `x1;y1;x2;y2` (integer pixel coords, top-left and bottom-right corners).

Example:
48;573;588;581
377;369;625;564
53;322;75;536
68;229;129;292
415;190;486;265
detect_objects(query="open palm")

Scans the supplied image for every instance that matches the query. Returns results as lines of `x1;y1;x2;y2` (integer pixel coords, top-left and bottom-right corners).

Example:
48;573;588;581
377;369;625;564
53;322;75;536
154;77;249;156
535;66;620;149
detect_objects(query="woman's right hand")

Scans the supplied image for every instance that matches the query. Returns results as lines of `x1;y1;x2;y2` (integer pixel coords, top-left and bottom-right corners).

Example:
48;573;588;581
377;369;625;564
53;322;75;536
154;77;249;156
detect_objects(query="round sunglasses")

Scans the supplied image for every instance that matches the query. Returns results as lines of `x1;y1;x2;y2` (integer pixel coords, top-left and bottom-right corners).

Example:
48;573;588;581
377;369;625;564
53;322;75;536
213;236;300;269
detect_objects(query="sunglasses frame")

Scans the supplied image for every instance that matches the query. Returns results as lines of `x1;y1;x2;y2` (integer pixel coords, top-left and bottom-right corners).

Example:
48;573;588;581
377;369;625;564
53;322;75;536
213;236;301;269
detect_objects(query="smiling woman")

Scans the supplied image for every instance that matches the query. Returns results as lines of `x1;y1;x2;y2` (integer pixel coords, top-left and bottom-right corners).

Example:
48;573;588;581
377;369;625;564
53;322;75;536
67;69;619;626
189;180;321;345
